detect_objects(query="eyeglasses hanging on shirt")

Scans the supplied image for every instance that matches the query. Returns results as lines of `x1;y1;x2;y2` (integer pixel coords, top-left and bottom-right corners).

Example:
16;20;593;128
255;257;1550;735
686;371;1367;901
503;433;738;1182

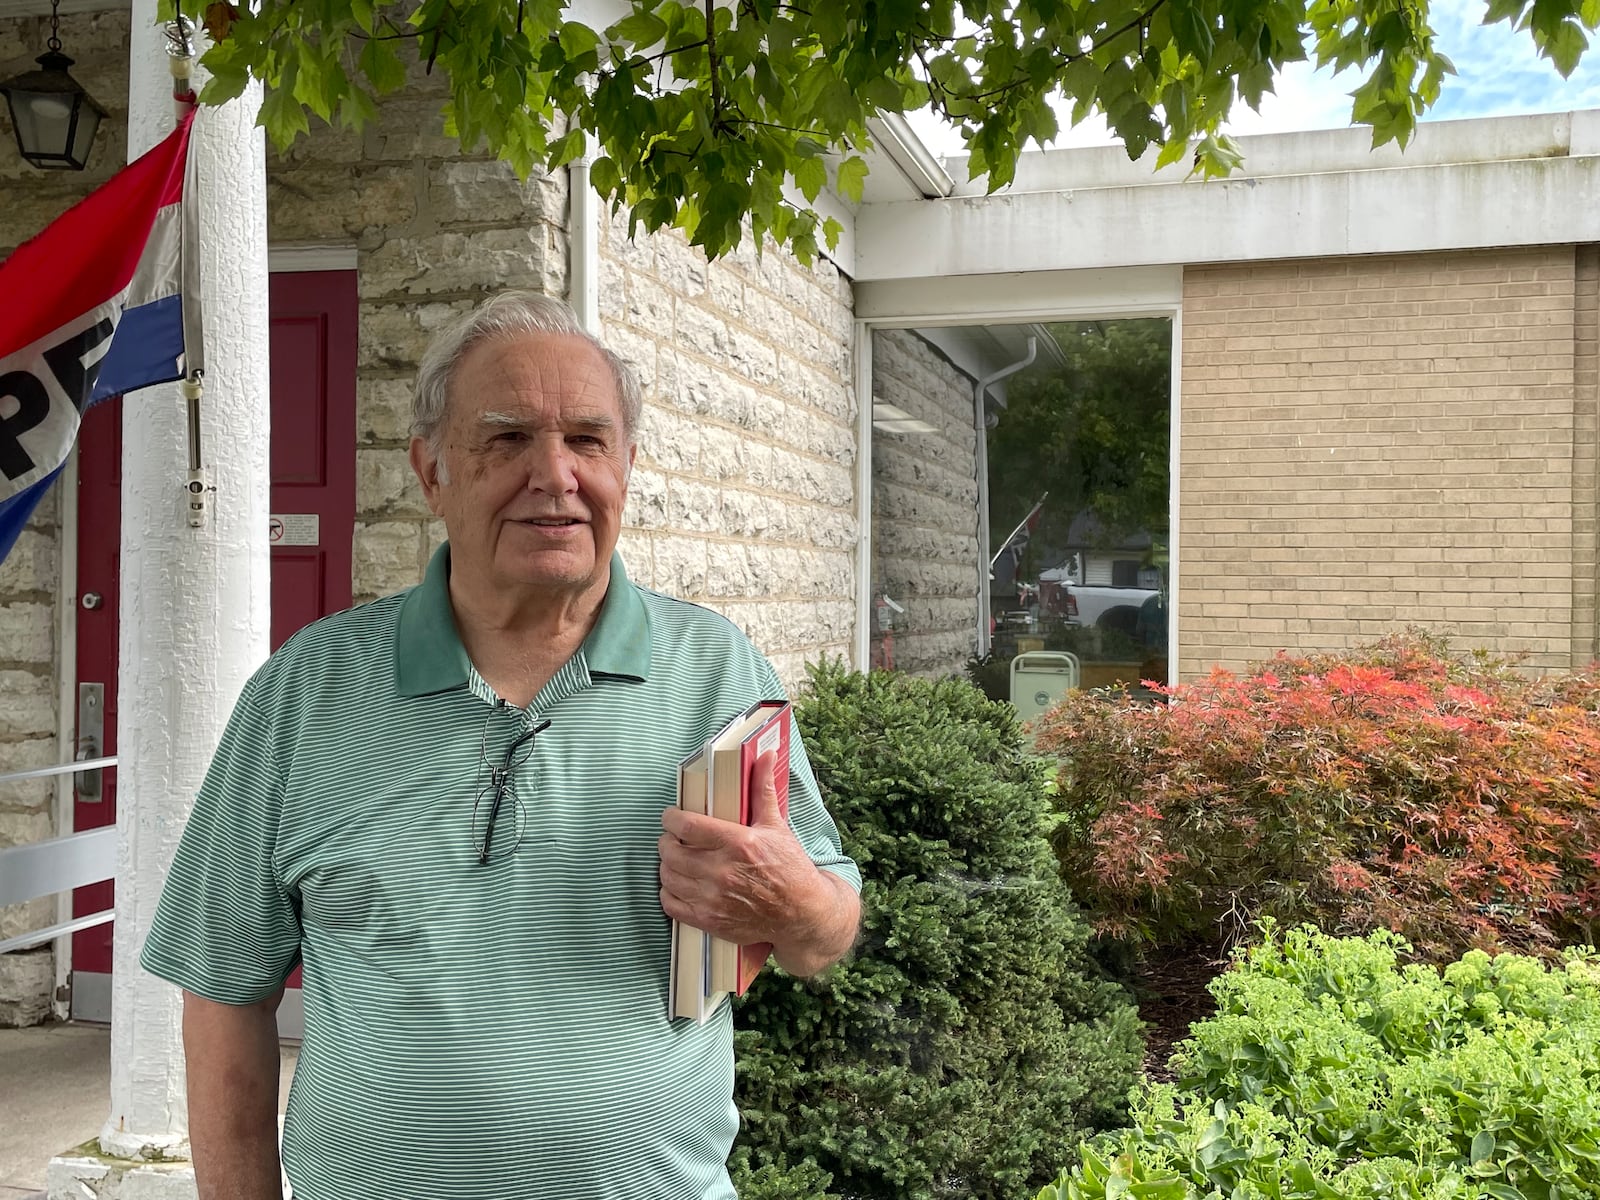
472;701;552;866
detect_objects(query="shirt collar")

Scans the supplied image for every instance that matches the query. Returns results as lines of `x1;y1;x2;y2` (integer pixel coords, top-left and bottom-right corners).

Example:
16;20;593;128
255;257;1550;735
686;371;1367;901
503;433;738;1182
395;543;652;697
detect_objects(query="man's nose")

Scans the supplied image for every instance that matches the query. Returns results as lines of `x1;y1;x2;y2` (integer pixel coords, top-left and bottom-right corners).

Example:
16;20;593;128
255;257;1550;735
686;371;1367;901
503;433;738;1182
523;436;578;493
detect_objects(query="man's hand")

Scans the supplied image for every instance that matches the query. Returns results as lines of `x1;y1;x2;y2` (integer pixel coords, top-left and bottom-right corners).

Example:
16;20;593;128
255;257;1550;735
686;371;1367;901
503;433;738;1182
659;750;859;977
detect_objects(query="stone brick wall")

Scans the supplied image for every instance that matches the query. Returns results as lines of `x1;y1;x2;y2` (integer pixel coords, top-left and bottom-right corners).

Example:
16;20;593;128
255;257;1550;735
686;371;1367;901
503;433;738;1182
868;329;979;679
1180;248;1586;677
0;9;130;1024
270;56;571;606
1574;246;1598;667
275;64;861;689
0;13;860;1020
597;210;858;686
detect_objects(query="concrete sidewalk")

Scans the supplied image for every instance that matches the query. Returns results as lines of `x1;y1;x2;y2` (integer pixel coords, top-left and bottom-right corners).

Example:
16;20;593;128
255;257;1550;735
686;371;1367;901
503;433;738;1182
0;1023;297;1198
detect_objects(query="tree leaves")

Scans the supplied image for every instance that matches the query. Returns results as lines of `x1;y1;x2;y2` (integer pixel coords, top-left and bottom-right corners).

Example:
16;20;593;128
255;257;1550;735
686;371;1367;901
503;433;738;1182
177;0;1600;261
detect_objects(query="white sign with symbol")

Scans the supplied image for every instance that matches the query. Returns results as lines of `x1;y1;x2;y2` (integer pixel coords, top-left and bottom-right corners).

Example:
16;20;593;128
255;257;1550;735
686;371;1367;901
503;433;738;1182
268;514;320;547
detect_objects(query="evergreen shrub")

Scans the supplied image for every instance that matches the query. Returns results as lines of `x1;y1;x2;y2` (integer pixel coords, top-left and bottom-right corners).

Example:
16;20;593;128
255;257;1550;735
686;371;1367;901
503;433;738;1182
1037;925;1600;1200
729;662;1144;1200
1034;632;1600;961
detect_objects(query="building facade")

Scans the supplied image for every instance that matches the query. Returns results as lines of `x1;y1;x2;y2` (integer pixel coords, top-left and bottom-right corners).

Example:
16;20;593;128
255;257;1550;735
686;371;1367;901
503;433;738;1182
3;2;1599;1037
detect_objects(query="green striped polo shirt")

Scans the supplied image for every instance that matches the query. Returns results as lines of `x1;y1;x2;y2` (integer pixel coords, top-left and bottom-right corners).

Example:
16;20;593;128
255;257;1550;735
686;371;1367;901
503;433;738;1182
142;545;860;1200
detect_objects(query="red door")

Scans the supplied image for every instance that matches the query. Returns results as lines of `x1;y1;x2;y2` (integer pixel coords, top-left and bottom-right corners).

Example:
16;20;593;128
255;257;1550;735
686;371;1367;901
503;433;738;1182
71;270;357;1020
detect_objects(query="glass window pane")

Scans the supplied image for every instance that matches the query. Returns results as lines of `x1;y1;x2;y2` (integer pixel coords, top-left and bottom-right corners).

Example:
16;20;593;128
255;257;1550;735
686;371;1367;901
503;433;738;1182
864;319;1173;708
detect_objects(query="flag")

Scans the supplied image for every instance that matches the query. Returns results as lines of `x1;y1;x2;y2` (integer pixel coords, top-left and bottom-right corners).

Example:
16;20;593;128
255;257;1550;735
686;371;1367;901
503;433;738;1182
990;492;1048;576
0;110;200;564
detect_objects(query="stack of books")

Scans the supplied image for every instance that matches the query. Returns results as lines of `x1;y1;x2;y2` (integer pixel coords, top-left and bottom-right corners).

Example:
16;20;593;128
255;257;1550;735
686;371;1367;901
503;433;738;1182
668;698;792;1023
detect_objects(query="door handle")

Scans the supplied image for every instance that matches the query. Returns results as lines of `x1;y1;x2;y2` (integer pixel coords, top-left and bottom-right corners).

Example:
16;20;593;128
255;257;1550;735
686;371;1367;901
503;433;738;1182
76;683;104;801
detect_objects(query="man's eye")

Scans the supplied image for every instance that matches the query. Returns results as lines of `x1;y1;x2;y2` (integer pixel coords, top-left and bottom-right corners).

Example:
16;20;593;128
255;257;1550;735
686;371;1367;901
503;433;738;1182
570;435;603;446
493;431;527;444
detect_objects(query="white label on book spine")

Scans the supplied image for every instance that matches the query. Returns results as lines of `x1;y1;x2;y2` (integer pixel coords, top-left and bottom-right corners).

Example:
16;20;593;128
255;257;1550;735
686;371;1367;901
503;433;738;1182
757;720;782;756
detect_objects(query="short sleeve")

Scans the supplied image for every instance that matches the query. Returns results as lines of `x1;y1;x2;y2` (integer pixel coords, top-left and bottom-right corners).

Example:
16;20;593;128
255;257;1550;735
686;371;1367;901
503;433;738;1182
140;668;303;1003
760;662;862;893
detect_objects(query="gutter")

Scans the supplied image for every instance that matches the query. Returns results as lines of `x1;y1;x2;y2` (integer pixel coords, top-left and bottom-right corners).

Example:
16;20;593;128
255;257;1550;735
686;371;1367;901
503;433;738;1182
869;113;955;199
569;130;601;333
973;336;1037;656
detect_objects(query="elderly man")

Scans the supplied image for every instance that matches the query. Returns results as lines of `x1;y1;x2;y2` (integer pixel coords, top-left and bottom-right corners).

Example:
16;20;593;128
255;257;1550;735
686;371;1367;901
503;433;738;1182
142;291;862;1200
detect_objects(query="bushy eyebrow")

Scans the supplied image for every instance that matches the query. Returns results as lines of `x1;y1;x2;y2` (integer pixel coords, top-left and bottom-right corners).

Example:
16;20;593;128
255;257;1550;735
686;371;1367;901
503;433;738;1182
477;410;618;435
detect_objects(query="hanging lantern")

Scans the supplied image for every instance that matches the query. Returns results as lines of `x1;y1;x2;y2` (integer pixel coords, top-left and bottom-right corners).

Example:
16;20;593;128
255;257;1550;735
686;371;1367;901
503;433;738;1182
0;0;107;171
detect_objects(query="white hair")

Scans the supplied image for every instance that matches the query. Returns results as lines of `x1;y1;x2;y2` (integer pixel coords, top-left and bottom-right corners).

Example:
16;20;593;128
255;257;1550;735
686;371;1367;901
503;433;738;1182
411;292;643;453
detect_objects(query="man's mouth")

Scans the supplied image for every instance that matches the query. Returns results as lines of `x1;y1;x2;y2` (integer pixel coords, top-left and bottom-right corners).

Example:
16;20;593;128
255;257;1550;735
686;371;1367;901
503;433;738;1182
520;517;582;526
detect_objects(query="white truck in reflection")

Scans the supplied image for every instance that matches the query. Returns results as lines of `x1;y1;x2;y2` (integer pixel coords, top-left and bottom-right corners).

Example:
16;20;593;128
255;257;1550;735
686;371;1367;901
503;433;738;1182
1039;557;1162;637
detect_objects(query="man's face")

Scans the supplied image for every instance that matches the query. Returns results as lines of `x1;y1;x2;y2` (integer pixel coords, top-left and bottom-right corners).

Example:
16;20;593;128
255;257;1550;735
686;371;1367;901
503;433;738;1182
410;333;635;598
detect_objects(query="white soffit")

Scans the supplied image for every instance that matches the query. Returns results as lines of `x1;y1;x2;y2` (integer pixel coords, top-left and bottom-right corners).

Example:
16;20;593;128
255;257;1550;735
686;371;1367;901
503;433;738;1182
854;109;1600;283
856;266;1182;324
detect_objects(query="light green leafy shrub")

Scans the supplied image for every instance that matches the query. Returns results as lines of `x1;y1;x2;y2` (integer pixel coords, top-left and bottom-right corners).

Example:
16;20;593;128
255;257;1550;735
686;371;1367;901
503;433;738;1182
1039;925;1600;1200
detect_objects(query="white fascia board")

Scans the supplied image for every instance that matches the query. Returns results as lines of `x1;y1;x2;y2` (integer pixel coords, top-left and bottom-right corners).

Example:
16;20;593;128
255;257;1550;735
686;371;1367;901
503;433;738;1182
1572;110;1600;156
853;154;1600;281
962;110;1594;196
855;265;1182;322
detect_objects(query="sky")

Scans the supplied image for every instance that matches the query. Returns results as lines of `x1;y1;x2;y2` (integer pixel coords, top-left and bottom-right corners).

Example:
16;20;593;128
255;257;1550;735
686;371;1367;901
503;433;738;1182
905;0;1600;156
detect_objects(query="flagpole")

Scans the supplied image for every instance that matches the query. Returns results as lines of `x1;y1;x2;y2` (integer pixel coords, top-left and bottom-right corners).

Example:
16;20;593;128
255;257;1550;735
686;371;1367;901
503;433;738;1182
990;491;1048;570
51;4;272;1191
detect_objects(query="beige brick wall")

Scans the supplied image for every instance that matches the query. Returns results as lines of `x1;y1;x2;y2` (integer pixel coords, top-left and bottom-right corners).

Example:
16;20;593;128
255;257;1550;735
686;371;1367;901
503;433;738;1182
869;330;979;678
598;211;858;686
1574;246;1598;666
1180;248;1584;677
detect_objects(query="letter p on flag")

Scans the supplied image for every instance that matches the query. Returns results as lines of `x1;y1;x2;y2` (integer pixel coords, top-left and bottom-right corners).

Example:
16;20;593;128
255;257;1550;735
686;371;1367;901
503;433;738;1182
0;109;201;564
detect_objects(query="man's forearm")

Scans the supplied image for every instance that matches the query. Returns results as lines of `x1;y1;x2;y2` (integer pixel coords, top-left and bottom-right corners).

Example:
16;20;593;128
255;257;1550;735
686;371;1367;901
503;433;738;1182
771;869;861;977
183;990;285;1200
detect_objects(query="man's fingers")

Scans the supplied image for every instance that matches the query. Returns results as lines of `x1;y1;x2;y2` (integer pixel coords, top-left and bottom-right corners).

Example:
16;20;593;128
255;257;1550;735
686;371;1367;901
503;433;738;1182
748;751;786;828
661;806;734;847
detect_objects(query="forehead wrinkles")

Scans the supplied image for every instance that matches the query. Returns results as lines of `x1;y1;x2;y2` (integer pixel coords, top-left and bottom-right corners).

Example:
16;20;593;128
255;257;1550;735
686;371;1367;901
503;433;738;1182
453;335;618;420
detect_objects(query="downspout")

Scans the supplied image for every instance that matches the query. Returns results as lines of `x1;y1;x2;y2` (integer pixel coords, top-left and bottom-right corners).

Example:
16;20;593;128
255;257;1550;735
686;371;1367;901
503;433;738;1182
974;337;1037;656
569;130;601;334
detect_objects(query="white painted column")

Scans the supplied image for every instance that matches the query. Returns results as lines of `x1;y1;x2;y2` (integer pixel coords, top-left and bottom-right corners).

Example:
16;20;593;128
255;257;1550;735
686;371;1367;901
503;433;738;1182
100;0;271;1162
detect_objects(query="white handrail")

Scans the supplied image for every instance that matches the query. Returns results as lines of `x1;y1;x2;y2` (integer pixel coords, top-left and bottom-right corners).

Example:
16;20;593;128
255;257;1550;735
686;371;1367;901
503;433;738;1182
0;755;117;784
0;910;114;956
0;826;118;908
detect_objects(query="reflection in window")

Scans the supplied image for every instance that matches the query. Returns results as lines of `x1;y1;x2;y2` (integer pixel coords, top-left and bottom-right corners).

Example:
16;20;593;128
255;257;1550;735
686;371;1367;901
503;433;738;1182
867;330;979;677
865;319;1172;710
987;319;1172;701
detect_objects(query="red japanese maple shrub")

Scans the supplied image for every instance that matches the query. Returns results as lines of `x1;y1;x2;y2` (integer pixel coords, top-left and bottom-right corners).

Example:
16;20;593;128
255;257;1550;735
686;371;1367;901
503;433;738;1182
1034;631;1600;962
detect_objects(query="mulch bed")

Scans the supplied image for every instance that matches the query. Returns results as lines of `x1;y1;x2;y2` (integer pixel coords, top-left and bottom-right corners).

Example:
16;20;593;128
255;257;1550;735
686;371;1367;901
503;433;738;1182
1125;943;1226;1082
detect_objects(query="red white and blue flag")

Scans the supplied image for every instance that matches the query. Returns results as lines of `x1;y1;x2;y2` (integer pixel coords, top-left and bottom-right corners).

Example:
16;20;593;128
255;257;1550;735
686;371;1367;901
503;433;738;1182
0;110;200;563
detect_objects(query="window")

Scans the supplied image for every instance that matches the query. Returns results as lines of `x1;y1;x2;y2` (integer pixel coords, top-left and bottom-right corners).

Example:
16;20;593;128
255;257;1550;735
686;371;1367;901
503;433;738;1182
863;318;1174;705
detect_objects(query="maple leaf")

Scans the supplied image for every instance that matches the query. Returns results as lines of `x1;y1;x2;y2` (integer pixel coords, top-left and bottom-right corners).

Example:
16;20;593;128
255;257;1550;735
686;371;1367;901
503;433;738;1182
204;2;240;43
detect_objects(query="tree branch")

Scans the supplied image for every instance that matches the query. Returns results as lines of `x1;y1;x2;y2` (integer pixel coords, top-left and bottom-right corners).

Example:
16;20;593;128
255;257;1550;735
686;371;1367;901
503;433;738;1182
349;27;428;41
706;0;721;118
930;0;1172;108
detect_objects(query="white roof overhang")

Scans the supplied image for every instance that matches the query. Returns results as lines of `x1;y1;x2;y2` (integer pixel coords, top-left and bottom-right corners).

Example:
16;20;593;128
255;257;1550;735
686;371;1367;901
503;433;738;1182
853;109;1600;289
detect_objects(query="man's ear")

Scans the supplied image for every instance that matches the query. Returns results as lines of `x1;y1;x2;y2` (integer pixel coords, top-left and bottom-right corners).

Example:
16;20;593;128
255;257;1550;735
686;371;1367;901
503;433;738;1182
409;436;448;517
